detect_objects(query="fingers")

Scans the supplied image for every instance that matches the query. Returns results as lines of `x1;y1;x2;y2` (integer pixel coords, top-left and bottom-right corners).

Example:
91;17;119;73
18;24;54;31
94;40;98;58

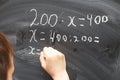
43;47;52;57
49;47;65;62
40;47;66;66
43;47;64;57
39;47;68;80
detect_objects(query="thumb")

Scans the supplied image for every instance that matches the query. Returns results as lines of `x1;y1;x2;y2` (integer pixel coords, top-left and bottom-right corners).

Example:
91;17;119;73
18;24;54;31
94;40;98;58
40;52;46;69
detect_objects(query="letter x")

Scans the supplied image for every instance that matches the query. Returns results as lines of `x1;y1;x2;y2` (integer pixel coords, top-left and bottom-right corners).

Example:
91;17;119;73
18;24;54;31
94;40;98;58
29;29;38;42
67;16;76;27
29;46;35;55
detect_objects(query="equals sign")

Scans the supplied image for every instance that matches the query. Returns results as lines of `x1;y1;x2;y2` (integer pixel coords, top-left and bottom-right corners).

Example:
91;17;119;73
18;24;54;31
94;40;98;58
40;38;45;41
94;37;99;43
36;49;41;55
40;32;45;34
36;49;41;52
36;52;40;55
40;32;46;41
80;24;84;26
79;18;85;27
79;18;85;21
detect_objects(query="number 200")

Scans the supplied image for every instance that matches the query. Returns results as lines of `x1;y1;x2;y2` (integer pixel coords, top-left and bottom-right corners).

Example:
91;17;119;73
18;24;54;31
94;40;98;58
30;9;58;27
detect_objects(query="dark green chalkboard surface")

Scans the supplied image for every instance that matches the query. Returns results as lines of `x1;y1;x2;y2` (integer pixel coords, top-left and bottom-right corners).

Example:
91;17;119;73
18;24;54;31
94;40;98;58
0;0;120;80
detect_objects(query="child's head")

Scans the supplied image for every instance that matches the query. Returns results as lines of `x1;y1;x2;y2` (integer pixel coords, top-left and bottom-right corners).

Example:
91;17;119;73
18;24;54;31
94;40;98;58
0;32;14;80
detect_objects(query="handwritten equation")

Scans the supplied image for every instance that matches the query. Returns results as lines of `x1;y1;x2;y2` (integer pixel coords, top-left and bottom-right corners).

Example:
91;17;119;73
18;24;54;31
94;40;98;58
26;8;106;55
28;46;41;55
29;29;100;44
28;29;99;55
29;8;109;28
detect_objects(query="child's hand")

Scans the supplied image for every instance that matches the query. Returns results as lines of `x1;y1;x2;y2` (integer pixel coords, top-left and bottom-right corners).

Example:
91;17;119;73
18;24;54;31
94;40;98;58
40;47;69;80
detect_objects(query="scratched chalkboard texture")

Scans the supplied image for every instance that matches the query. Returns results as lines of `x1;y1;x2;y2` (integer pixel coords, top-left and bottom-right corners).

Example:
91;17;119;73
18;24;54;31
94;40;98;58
0;0;120;80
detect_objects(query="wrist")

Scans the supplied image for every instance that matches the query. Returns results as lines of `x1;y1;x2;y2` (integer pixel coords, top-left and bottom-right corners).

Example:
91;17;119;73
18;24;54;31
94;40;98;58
53;71;69;80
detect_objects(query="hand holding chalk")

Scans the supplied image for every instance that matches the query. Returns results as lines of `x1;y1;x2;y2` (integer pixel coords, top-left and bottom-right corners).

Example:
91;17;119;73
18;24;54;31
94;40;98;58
40;47;69;80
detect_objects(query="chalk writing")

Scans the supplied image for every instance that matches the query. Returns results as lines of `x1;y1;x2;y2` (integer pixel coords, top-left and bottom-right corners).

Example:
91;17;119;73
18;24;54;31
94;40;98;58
29;29;38;43
73;36;79;43
28;46;35;55
94;37;100;43
40;13;48;26
67;16;76;27
87;14;109;26
28;29;100;44
29;9;58;27
30;9;39;27
49;30;100;43
28;46;41;55
40;32;46;41
26;8;105;55
29;9;109;28
48;14;58;27
50;30;56;43
56;34;61;42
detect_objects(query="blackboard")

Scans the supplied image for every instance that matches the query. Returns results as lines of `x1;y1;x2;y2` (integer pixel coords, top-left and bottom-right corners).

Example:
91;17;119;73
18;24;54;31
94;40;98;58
0;0;120;80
